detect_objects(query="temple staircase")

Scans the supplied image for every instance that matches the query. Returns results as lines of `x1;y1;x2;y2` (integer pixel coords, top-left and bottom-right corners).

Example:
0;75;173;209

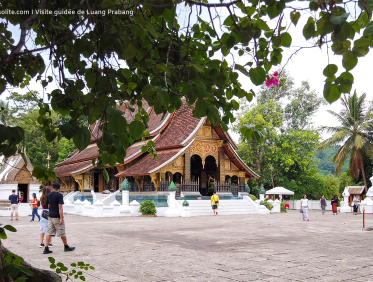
177;197;260;216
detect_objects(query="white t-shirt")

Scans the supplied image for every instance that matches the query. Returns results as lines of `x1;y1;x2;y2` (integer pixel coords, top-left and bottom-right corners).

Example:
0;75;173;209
301;198;308;207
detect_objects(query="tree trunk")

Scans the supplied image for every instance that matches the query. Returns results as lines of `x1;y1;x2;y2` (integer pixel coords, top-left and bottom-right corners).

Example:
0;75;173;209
361;160;368;192
1;243;61;282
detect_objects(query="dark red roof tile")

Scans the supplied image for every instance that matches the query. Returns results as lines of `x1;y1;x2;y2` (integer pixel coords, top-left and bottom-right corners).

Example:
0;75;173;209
57;145;99;166
116;148;182;177
55;160;92;177
154;103;201;150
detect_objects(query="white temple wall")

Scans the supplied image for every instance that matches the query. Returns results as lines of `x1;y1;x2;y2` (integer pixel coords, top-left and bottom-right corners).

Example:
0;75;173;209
0;184;18;200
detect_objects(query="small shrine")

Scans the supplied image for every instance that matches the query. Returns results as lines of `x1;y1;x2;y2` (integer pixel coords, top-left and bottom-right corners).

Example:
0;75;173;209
0;154;41;201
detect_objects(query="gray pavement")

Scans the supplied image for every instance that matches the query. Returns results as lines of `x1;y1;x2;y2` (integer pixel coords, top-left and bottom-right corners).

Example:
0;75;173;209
2;210;373;282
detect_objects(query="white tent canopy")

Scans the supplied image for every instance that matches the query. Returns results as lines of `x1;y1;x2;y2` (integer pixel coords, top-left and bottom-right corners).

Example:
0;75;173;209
265;187;294;196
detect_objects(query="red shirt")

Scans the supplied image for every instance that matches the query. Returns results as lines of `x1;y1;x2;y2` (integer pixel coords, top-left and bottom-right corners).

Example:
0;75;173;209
32;198;38;208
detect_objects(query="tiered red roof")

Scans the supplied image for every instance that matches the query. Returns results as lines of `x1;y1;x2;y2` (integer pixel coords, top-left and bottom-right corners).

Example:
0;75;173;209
55;99;259;179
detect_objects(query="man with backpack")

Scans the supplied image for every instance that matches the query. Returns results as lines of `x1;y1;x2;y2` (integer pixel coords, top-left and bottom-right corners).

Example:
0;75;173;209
43;182;75;254
8;190;19;221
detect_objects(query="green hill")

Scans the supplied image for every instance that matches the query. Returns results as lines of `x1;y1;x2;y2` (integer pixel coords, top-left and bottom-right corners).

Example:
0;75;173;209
316;147;349;176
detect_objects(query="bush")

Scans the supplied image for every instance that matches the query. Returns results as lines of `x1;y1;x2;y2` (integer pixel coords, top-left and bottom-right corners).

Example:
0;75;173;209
281;202;287;212
250;194;257;201
139;200;157;215
265;201;273;211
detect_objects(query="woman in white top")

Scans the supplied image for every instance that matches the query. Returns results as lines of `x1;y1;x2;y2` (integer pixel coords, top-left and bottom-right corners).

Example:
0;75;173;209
300;194;309;221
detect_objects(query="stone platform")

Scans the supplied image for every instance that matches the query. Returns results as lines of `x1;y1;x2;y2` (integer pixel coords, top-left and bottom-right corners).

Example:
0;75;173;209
2;210;373;281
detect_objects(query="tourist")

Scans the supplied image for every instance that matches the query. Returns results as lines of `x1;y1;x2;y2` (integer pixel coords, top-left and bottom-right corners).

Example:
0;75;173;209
43;182;75;254
211;191;219;216
300;194;309;221
8;190;19;221
331;195;339;215
39;186;53;248
30;193;40;222
352;195;360;215
320;194;327;215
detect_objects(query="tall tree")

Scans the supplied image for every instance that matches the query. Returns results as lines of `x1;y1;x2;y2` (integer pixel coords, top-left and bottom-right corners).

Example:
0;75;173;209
235;71;323;196
318;91;373;192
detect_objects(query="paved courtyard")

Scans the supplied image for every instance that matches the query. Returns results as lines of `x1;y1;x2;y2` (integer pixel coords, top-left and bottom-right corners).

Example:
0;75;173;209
2;210;373;282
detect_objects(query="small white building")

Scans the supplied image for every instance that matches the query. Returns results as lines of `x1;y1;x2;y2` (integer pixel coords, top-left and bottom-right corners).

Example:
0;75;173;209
0;154;42;202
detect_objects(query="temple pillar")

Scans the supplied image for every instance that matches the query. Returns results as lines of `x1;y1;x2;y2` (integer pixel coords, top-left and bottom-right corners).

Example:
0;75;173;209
99;173;104;192
184;149;191;181
134;176;144;191
219;147;225;183
150;173;160;191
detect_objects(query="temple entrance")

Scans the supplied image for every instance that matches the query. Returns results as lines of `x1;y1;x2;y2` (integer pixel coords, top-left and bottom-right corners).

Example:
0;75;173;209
190;155;202;182
173;172;182;184
18;183;28;203
94;173;99;192
205;156;217;196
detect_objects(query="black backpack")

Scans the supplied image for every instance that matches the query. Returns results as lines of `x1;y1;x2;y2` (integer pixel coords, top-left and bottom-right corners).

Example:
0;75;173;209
37;200;40;207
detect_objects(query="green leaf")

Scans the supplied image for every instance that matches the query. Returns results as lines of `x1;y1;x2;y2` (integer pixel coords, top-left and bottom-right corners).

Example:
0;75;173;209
85;73;96;88
257;19;270;31
80;276;86;281
21;268;33;276
280;33;292;47
60;123;79;139
323;64;338;77
330;13;349;25
48;257;55;264
323;82;341;104
353;37;371;49
194;101;207;118
103;169;109;183
128;82;137;90
290;11;300;26
73;127;91;151
14;277;26;282
303;18;315;40
122;44;137;60
235;64;250;77
0;228;7;239
267;2;285;19
334;22;352;41
3;225;17;232
340;71;354;82
231;100;239;110
365;22;373;37
248;67;266;86
342;51;358;71
128;120;145;140
226;35;236;49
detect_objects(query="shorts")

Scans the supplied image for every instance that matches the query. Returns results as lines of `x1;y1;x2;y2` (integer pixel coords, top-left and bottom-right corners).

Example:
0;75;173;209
47;217;66;237
212;205;218;210
10;204;18;212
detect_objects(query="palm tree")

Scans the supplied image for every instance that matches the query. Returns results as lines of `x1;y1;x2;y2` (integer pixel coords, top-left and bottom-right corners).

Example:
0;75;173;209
0;99;10;126
318;91;373;192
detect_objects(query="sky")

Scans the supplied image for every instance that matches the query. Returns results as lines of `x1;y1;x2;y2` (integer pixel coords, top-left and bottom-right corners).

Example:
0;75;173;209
1;4;372;145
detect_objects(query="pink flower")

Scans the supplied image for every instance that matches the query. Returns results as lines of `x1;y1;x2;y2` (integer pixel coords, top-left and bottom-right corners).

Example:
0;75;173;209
272;77;278;86
274;71;278;77
265;79;271;87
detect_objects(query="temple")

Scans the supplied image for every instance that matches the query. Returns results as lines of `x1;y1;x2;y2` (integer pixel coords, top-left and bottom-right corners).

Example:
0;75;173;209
0;154;41;201
55;100;259;197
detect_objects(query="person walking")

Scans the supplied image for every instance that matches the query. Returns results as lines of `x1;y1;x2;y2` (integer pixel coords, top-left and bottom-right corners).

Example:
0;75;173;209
320;194;327;215
43;182;75;254
352;195;360;215
39;186;53;248
8;190;19;221
331;195;339;215
30;193;40;222
211;191;219;216
300;194;309;221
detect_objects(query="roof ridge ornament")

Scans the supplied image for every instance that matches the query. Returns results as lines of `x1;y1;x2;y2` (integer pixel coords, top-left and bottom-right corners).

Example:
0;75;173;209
168;181;177;191
121;178;130;191
258;184;265;194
